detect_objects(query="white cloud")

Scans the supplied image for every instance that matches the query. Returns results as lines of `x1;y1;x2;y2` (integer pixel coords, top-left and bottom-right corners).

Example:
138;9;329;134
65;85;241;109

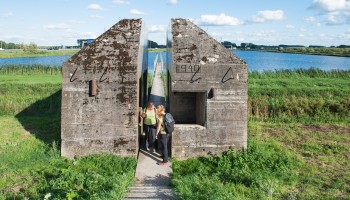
286;24;295;29
306;16;317;22
44;23;70;30
300;28;307;32
69;20;85;24
310;0;350;13
168;0;178;5
1;34;24;40
250;10;284;23
148;25;167;33
87;4;103;10
64;30;98;39
3;12;13;17
130;9;145;15
309;0;350;25
198;13;242;26
112;0;130;5
90;14;104;19
305;16;324;26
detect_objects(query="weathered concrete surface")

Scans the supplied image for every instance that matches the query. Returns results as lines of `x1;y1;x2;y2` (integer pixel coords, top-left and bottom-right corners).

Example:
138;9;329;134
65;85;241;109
167;18;248;159
134;150;172;186
61;19;148;158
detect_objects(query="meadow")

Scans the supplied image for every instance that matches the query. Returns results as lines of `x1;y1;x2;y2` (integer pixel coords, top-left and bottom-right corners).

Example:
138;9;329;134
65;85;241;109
255;47;350;57
0;49;80;59
0;49;167;59
0;64;349;199
0;65;136;199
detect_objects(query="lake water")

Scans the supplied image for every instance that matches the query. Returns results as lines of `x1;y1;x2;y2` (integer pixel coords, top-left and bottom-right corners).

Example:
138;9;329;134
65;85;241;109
0;51;349;72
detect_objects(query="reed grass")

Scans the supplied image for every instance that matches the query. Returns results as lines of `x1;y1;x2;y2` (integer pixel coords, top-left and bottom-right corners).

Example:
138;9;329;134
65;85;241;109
259;47;350;57
248;68;350;124
0;49;79;58
0;115;136;199
172;121;350;199
0;64;61;75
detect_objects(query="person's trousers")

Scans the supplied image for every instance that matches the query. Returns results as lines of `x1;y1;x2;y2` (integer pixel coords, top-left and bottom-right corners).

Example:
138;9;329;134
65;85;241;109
160;134;169;162
144;124;156;150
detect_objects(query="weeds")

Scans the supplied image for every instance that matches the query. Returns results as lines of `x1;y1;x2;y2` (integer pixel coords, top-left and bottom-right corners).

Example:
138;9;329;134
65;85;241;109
172;139;302;199
0;64;61;75
0;116;136;199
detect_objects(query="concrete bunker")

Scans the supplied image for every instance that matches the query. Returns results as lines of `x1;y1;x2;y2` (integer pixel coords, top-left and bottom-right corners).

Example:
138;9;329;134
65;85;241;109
60;18;248;160
61;19;148;159
167;18;248;159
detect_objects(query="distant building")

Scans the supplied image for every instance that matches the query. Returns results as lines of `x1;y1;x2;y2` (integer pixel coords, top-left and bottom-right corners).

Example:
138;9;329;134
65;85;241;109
77;39;95;48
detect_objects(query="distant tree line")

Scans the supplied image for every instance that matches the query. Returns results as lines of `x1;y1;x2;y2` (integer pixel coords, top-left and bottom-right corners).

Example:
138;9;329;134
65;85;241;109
218;41;350;50
219;41;350;57
148;40;166;48
0;41;22;49
0;40;39;51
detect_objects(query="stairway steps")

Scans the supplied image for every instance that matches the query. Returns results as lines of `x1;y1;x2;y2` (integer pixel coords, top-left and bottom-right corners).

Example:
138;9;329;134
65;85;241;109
124;186;176;199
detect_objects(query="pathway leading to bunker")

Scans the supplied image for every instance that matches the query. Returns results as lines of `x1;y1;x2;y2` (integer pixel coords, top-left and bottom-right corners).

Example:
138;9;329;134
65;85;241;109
125;53;176;200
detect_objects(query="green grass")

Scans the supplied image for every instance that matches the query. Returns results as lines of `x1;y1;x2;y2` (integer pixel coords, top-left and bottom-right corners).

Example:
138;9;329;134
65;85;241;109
0;49;79;58
0;67;136;199
248;68;350;124
0;48;166;58
168;68;350;199
1;66;349;199
148;48;166;53
257;47;350;57
0;64;62;75
172;121;350;199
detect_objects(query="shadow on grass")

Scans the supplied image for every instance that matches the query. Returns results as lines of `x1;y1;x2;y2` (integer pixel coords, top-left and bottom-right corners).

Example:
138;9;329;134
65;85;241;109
15;90;61;145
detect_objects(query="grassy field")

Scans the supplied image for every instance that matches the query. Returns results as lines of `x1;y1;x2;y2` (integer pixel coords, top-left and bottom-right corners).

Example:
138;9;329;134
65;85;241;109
0;66;136;199
0;49;80;58
257;47;350;57
0;65;349;199
171;69;350;199
172;121;350;199
248;68;350;124
0;48;166;58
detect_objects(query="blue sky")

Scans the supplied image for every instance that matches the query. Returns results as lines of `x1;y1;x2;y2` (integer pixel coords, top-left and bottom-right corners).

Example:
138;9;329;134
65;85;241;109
1;0;350;46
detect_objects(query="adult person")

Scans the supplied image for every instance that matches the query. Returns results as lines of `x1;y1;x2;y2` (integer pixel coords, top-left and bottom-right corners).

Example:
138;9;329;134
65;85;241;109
156;105;169;165
141;102;157;152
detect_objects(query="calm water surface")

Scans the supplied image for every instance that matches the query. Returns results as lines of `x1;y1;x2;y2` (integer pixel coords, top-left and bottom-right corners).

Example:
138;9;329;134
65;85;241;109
0;51;349;72
233;50;350;71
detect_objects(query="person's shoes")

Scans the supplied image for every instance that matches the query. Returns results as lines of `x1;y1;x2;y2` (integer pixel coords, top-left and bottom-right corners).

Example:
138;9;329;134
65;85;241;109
159;161;168;166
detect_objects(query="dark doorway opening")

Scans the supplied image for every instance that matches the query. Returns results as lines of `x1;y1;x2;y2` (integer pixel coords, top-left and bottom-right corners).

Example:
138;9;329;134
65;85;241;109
171;92;206;126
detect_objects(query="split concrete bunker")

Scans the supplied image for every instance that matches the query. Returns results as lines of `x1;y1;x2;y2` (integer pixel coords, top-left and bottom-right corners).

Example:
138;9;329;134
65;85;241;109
61;18;247;159
167;18;248;159
61;19;148;158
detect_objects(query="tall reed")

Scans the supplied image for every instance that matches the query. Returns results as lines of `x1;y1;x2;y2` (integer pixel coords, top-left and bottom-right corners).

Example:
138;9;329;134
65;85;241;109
0;64;62;75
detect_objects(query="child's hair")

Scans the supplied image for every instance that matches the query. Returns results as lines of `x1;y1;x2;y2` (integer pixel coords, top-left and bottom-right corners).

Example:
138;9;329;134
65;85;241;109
146;102;154;109
156;105;165;117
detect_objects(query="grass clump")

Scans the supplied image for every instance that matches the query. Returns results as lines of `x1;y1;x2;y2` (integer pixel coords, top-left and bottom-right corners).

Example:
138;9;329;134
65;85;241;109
0;64;62;75
248;68;350;124
0;67;137;199
172;121;350;199
0;115;137;200
172;139;302;199
0;49;79;58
